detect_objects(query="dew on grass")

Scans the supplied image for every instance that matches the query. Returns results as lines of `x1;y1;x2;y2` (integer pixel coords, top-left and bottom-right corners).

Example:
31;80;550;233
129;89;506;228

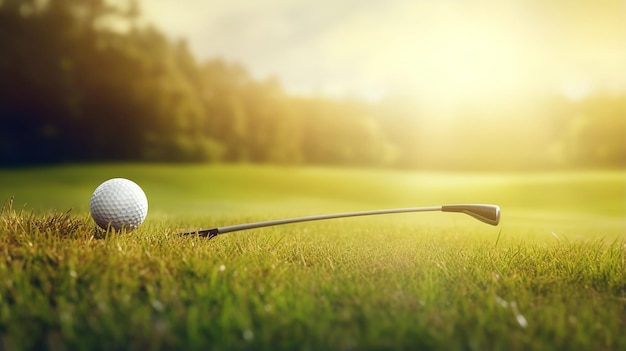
510;301;528;329
492;271;500;281
495;296;508;308
151;299;165;312
243;329;254;341
516;314;528;328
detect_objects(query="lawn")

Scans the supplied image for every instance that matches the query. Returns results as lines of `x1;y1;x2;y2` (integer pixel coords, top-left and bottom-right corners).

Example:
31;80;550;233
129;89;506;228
0;164;625;350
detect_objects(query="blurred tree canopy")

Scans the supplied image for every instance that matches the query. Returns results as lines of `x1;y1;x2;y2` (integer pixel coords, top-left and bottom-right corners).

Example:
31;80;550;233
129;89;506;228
0;0;624;170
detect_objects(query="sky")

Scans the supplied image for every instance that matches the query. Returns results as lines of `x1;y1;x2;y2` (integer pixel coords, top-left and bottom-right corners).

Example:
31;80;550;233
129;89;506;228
137;0;626;104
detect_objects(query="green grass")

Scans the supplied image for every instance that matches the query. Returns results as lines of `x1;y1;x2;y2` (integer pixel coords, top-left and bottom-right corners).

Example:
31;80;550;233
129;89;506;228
0;164;625;350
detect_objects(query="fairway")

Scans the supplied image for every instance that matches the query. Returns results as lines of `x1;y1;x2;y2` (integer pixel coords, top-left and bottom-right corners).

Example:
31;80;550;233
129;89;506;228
1;164;625;350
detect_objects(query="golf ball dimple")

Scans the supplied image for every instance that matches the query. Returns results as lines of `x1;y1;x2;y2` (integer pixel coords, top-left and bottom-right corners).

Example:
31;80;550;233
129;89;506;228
90;178;148;231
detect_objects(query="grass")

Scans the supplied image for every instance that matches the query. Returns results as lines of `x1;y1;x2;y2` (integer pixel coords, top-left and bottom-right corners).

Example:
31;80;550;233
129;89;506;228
0;164;625;350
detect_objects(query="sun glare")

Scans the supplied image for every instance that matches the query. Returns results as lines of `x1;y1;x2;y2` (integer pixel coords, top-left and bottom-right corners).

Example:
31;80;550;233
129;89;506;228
140;0;625;109
560;75;592;102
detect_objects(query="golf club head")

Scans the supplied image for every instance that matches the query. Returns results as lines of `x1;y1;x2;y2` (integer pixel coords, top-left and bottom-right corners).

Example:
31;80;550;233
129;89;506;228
441;204;500;226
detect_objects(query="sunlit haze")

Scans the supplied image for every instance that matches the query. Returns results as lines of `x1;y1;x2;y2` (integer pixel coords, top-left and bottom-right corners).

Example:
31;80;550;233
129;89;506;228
138;0;626;104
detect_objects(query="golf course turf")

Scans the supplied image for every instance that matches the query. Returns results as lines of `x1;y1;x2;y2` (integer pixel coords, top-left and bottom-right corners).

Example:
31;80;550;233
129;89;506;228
0;164;624;350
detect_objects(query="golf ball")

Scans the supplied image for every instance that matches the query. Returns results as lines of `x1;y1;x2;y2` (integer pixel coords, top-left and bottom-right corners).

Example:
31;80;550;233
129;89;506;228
90;178;148;231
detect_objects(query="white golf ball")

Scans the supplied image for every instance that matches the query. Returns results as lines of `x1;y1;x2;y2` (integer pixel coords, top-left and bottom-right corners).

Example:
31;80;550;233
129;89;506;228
90;178;148;231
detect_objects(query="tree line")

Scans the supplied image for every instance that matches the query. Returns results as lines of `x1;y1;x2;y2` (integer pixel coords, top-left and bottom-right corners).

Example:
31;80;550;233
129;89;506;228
1;0;624;170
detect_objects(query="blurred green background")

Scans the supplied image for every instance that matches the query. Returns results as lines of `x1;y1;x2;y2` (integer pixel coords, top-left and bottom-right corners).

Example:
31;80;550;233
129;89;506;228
0;0;624;170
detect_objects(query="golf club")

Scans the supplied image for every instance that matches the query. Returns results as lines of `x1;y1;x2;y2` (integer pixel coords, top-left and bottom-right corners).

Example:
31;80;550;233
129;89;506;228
179;204;500;239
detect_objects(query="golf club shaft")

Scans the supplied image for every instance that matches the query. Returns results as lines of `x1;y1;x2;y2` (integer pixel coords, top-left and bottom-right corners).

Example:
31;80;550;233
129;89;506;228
179;204;500;238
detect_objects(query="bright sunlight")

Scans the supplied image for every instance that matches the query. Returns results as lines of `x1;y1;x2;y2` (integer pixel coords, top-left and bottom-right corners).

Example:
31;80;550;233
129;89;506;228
140;0;625;105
